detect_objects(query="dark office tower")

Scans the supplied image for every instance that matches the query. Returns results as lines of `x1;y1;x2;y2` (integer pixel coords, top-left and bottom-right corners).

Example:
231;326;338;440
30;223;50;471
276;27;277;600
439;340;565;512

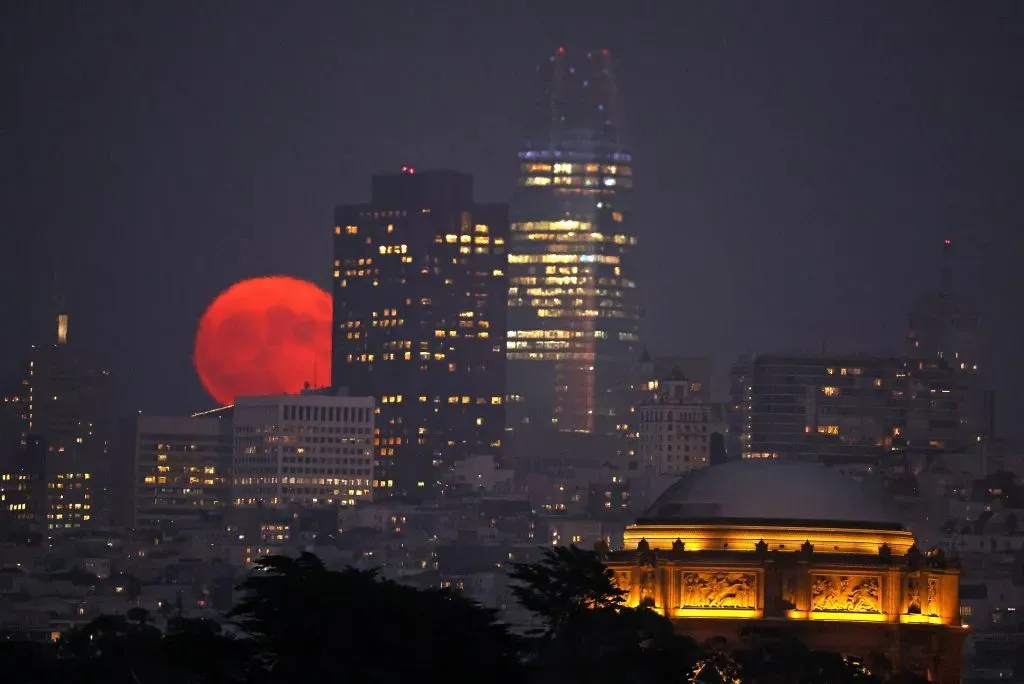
728;354;962;463
507;48;640;437
0;382;24;467
332;169;508;496
22;311;113;529
907;239;987;442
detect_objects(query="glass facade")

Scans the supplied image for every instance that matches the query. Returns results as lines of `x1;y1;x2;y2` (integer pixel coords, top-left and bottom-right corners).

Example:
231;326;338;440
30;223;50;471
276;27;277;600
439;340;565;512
507;49;640;435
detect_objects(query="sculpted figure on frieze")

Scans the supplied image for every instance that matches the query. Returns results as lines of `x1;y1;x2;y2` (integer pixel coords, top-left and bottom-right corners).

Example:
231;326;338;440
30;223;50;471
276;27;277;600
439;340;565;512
682;572;756;609
925;577;940;617
906;576;922;614
811;575;881;614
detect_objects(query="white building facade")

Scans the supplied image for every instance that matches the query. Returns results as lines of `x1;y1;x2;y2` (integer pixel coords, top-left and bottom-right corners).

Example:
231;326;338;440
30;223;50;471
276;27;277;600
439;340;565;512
233;391;374;508
637;374;712;475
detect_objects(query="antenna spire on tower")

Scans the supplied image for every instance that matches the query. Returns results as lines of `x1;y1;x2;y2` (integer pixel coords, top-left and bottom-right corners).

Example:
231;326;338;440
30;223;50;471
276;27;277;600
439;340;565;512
940;238;953;299
52;269;68;344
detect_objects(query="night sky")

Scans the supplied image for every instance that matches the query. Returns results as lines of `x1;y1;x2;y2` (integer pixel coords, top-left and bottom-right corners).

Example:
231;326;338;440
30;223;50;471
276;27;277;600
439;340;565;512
1;2;1021;427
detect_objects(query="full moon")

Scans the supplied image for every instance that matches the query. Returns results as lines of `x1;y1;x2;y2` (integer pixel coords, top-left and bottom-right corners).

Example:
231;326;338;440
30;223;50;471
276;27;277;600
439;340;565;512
193;276;333;406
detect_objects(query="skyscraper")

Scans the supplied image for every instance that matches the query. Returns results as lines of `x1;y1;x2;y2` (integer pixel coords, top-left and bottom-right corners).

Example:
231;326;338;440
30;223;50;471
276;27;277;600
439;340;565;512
507;48;640;437
907;239;988;442
331;169;508;495
21;311;113;529
908;239;981;370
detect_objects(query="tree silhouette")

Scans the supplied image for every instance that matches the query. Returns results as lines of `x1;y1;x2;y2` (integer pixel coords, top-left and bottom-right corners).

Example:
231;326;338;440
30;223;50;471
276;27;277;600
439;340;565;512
0;641;61;684
229;552;522;683
509;545;626;637
59;612;163;683
163;616;250;684
731;636;880;683
509;545;701;683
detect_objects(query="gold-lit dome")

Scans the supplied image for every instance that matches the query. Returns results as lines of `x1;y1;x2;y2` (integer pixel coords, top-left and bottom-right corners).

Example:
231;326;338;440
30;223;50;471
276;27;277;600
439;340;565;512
643;460;900;526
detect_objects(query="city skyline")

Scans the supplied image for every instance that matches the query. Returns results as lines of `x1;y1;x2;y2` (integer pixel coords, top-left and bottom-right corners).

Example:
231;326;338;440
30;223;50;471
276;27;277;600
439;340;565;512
0;6;1018;678
1;2;1020;430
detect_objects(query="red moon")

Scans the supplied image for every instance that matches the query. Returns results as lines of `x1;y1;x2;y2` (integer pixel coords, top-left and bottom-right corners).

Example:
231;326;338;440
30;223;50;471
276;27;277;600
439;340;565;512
193;276;332;406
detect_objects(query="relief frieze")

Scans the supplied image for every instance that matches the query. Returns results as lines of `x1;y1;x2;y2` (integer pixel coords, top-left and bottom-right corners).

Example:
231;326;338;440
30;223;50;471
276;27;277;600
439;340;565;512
925;577;939;617
681;572;757;609
811;574;882;614
905;576;922;614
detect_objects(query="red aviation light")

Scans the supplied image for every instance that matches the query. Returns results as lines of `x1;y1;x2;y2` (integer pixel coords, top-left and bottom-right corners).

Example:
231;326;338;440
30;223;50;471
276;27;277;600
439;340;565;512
401;165;416;174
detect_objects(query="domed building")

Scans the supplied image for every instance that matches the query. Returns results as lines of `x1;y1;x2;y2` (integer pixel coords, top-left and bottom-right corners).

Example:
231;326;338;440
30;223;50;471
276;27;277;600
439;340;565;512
604;460;964;682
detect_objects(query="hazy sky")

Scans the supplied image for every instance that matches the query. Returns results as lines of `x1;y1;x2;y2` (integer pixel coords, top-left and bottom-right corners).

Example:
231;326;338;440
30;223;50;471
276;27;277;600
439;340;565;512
1;1;1021;426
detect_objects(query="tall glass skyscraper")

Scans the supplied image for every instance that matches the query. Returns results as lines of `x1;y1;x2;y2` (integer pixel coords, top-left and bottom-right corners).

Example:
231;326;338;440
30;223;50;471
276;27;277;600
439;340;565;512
507;48;640;436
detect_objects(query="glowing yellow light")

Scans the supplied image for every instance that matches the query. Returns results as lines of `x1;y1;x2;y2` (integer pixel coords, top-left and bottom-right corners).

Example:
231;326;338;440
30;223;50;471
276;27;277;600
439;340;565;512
900;614;944;625
808;611;887;623
675;608;762;619
622;523;916;556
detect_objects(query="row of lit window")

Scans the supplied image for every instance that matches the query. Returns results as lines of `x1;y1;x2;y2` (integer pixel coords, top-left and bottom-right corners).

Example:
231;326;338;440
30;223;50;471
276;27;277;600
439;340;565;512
508;340;572;350
511;275;592;286
338;264;500;286
143;476;220;486
516;245;626;259
438;233;504;246
383;395;504;407
524;297;621;309
508;254;620;265
524;162;632;177
514;307;631;320
507;352;597;362
510;329;593;339
507;330;635;347
522;176;632;189
516;287;621;299
512;220;591;232
435;323;490;335
279;477;368;490
516;233;633;247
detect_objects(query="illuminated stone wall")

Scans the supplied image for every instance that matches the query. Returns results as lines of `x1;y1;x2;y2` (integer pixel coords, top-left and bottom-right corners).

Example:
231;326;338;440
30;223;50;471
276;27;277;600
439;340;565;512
605;522;965;682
